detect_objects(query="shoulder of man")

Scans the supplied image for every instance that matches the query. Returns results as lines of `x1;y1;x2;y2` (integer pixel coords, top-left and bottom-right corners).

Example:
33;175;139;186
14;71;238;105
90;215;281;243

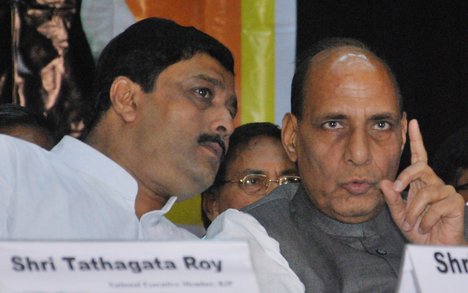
0;134;50;175
0;134;53;237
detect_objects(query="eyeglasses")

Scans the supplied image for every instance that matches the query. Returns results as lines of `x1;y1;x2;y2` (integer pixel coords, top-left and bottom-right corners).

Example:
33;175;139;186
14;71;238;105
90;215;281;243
455;183;468;192
223;174;301;195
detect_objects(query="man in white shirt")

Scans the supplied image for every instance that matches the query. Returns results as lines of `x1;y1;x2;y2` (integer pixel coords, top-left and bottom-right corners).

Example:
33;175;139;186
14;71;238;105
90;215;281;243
0;17;237;241
0;17;304;292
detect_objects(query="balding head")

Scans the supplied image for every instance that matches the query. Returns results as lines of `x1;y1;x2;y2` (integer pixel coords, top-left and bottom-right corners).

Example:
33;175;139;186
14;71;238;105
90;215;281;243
291;38;403;120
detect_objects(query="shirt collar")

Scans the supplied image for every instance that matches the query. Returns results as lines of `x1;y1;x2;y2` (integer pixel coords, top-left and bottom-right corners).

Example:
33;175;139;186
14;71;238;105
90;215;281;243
51;136;138;201
160;196;178;214
142;196;177;217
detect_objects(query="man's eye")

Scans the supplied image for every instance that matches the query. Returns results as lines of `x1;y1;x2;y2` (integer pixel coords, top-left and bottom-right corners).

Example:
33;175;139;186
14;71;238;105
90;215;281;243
243;175;266;186
374;121;391;130
322;121;342;129
244;178;260;186
194;88;213;99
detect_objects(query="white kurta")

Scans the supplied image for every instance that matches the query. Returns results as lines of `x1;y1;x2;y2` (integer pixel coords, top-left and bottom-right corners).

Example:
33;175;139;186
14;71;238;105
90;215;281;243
0;134;197;241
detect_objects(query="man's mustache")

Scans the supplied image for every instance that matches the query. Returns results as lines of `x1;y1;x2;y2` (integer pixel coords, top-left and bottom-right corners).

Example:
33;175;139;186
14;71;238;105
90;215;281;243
198;134;227;162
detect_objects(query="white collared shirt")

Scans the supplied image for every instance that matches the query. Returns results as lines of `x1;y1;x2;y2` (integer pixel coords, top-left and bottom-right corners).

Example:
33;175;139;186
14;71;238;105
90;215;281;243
0;134;302;291
0;134;197;241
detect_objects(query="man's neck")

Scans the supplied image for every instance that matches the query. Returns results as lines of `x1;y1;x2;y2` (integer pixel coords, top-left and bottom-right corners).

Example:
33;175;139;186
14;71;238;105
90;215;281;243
134;188;169;218
86;119;170;219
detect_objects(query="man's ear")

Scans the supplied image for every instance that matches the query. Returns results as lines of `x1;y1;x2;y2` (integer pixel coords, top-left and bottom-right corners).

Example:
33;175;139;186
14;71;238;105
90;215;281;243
202;190;220;222
282;112;299;162
400;112;408;152
109;76;139;123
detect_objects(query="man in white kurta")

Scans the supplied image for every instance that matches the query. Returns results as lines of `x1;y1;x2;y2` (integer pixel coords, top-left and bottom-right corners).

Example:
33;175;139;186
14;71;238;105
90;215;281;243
0;134;196;240
0;17;304;292
0;135;304;292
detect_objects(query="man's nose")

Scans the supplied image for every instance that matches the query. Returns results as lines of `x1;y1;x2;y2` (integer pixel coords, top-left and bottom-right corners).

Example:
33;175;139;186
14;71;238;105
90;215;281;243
344;128;371;166
211;106;234;141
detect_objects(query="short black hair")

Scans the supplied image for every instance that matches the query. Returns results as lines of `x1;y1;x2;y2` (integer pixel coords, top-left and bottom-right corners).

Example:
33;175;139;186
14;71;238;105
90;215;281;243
0;103;53;133
86;17;234;131
432;127;468;186
214;122;281;187
201;122;282;229
0;103;56;147
291;37;403;119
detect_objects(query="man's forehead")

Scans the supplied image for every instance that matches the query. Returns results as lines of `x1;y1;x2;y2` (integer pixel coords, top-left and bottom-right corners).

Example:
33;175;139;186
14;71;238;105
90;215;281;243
303;47;400;114
307;47;394;91
160;53;232;74
153;54;235;89
310;46;379;75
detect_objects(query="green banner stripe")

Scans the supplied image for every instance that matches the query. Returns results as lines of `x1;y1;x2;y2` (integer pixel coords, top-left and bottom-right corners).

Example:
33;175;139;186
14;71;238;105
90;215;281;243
241;0;275;124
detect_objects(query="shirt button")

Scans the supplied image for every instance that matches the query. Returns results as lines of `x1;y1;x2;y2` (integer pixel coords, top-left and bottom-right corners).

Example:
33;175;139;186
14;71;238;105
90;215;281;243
376;249;388;255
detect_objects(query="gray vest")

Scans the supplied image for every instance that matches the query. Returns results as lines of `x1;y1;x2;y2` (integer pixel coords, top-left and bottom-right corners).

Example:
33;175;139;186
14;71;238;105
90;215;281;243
243;183;407;293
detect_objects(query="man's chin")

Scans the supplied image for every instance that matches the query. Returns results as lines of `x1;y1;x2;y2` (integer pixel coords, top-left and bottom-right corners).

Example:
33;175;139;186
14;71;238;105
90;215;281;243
334;213;376;224
170;177;212;201
332;202;385;224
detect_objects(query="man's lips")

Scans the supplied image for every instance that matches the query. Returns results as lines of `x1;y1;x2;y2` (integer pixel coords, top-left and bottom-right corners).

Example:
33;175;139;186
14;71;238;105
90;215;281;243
341;180;374;195
201;141;224;160
197;134;227;162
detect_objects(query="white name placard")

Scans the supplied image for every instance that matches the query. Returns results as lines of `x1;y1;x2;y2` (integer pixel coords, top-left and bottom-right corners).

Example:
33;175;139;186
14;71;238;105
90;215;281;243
397;244;468;293
0;241;259;293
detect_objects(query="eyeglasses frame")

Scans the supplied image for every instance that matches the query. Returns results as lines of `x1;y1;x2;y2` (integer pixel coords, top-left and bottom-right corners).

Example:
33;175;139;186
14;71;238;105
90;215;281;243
222;173;301;195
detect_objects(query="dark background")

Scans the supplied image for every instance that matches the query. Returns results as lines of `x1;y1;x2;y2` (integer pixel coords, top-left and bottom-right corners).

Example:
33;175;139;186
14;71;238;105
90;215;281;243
0;0;94;138
297;0;467;169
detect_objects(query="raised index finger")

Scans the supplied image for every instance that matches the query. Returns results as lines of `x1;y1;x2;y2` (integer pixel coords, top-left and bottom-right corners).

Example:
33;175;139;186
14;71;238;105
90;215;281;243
409;119;428;164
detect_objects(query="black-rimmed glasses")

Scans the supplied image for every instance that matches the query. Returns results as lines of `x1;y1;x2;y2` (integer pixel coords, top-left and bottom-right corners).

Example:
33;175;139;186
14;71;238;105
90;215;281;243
223;174;301;195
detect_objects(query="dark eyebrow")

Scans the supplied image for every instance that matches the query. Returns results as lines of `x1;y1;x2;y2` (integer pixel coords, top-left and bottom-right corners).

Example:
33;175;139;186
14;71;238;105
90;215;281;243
239;169;298;177
241;169;265;176
320;113;348;121
193;74;225;89
318;113;400;122
281;169;298;176
369;112;400;122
